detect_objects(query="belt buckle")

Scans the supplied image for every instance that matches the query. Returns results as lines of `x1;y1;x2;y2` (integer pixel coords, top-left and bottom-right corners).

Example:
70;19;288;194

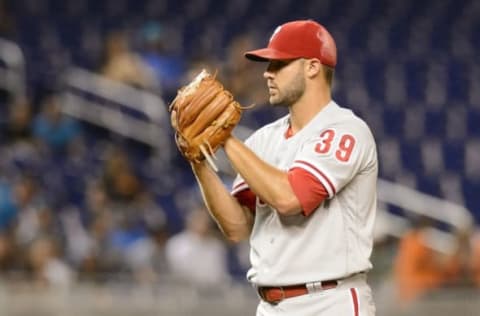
306;281;323;293
306;280;338;293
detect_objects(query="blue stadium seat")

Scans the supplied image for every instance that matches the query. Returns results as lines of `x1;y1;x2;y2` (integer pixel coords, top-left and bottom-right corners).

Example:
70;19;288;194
462;178;480;222
364;58;386;101
424;110;446;138
405;60;427;101
443;142;465;173
447;60;469;102
382;108;405;136
467;109;480;136
417;176;441;197
400;142;423;173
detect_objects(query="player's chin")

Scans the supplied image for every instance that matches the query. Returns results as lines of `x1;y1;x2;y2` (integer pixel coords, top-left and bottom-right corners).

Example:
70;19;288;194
269;94;281;104
269;97;287;107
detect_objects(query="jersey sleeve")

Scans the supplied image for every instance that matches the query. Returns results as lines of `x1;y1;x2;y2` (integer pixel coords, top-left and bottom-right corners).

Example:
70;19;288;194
231;163;257;213
231;175;249;195
287;167;328;216
232;178;256;213
230;133;258;212
290;126;374;198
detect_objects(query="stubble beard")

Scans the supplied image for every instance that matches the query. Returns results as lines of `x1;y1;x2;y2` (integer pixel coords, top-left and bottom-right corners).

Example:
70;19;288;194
269;70;306;107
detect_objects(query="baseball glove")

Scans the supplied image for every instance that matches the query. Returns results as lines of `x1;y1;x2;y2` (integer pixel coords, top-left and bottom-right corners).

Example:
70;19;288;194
169;69;245;171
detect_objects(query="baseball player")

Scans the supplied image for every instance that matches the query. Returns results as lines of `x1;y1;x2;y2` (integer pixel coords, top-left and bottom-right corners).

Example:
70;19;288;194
190;20;377;315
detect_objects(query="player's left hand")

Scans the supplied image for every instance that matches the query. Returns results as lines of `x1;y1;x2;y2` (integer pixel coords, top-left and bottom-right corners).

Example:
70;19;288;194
169;69;245;171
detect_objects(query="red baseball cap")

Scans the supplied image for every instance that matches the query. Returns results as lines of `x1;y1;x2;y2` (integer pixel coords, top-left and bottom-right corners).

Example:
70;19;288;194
244;20;337;67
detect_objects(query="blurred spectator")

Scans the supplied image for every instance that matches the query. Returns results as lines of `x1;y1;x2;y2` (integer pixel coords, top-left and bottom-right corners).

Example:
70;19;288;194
165;206;230;287
0;0;15;39
0;180;18;232
469;228;480;287
60;205;96;278
81;184;118;279
83;146;170;283
100;30;158;91
393;217;461;304
0;173;67;283
97;195;168;284
0;180;17;271
222;33;267;107
221;32;290;128
138;21;186;99
442;227;475;287
0;230;13;271
13;175;50;248
118;191;169;284
27;235;75;288
32;93;82;153
0;175;52;274
100;146;141;202
5;97;34;145
0;98;44;179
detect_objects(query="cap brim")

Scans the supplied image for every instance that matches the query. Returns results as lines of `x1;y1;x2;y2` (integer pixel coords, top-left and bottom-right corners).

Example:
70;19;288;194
244;48;299;62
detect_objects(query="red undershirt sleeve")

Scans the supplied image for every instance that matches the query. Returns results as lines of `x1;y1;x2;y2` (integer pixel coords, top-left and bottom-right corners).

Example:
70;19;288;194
287;167;329;216
233;189;256;213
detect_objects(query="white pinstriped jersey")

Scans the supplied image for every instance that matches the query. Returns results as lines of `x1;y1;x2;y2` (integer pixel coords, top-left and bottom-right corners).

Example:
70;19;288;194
232;101;378;286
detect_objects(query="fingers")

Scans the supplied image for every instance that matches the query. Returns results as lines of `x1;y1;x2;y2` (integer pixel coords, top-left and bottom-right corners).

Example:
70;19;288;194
171;110;178;129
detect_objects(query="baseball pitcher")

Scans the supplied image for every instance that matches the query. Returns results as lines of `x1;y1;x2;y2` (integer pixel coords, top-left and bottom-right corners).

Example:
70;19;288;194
171;19;377;316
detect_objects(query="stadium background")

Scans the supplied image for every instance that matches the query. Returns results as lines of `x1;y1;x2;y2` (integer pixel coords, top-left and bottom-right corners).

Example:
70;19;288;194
0;0;479;315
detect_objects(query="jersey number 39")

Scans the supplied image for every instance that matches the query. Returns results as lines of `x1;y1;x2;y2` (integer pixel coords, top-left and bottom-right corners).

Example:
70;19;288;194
315;129;356;162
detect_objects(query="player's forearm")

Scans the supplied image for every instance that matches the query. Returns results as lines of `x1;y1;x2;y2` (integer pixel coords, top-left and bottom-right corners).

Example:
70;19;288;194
224;137;301;215
191;161;253;242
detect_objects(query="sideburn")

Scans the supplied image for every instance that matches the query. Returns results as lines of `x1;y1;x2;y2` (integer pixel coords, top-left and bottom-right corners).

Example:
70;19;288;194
282;66;306;106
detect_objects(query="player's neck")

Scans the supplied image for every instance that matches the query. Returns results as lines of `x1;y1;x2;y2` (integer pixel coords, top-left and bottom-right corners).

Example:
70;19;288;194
289;89;331;134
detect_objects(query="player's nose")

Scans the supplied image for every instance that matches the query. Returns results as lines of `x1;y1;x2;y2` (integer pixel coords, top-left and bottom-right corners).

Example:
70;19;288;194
263;69;274;80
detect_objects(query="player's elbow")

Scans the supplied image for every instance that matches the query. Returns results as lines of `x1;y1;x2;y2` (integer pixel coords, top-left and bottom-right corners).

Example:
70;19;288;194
223;228;250;243
219;223;251;243
225;233;247;244
274;195;302;216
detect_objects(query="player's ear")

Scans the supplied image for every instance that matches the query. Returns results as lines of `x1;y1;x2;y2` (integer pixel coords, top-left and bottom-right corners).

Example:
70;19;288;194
305;58;322;78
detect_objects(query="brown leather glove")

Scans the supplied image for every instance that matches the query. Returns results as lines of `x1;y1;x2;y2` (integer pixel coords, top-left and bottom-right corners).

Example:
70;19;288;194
169;70;244;169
